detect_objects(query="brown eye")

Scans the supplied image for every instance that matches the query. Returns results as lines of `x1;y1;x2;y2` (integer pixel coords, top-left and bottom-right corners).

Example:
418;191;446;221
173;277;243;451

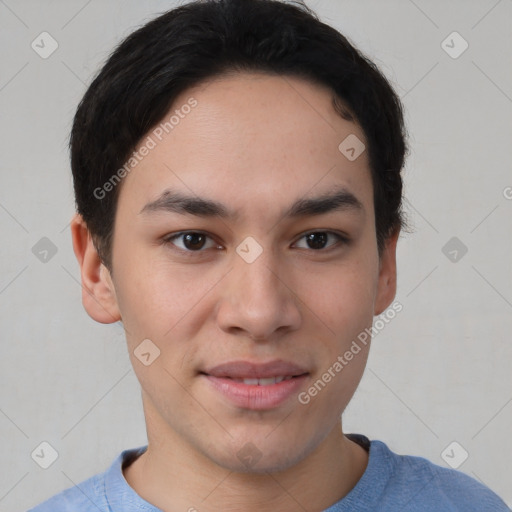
164;231;219;252
182;232;206;250
294;231;347;250
305;232;328;249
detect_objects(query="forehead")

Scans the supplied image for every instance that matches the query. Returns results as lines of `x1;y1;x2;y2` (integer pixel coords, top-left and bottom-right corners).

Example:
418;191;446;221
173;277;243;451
117;71;373;220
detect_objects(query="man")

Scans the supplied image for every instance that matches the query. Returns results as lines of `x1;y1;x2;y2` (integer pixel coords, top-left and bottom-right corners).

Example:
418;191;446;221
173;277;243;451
30;0;509;510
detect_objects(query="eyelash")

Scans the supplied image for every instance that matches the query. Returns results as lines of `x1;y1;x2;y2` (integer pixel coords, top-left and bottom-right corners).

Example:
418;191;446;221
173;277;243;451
162;230;349;255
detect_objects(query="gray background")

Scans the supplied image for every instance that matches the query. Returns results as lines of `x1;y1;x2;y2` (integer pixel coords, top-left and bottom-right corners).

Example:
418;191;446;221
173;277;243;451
0;0;511;510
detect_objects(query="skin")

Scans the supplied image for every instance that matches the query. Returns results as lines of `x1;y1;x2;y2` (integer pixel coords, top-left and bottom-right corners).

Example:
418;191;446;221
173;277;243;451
71;71;399;512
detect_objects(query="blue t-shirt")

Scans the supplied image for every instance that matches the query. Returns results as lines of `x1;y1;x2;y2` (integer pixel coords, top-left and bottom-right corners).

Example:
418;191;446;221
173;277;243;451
29;435;509;511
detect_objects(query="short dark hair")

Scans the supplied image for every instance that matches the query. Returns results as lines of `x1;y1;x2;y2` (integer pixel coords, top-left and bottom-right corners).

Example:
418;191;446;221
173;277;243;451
70;0;408;271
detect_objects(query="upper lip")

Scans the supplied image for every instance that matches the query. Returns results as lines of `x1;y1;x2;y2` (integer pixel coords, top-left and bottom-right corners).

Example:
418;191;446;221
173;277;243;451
202;360;309;379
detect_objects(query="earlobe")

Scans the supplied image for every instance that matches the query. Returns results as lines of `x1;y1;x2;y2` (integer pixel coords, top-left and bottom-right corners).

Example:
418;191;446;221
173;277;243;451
374;229;399;316
70;213;121;324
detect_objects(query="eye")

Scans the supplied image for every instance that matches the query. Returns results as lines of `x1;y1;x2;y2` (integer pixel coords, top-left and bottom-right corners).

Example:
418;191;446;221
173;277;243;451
163;231;221;252
293;231;348;250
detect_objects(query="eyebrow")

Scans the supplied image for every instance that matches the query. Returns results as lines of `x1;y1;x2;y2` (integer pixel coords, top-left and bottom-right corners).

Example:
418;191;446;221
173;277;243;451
139;187;363;220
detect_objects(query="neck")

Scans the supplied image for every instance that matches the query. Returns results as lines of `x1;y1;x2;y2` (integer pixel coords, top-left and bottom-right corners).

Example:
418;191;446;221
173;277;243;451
123;398;368;512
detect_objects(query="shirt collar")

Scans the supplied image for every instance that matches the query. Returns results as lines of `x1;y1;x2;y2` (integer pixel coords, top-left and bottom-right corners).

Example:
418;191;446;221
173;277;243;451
102;439;389;511
104;445;162;512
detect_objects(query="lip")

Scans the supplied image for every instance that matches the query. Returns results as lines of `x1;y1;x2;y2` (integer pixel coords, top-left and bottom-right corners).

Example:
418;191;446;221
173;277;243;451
202;374;309;410
201;359;309;410
203;359;309;379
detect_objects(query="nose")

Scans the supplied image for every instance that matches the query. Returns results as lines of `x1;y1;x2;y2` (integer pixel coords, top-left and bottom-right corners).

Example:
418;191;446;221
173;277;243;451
215;246;302;342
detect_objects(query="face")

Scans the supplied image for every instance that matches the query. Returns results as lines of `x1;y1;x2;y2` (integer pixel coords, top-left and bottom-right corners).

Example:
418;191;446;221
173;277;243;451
76;72;398;473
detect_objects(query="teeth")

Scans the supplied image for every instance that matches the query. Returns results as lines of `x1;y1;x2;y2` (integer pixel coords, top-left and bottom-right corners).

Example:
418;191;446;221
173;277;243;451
231;376;294;385
258;377;278;386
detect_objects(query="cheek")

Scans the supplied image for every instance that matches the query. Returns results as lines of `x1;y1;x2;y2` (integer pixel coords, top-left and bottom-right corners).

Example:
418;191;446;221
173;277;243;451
296;340;370;445
113;254;219;349
115;259;207;407
299;258;378;343
303;252;377;412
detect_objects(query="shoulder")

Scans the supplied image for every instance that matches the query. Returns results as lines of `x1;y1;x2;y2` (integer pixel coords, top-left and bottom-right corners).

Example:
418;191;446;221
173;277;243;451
372;440;509;511
27;471;106;511
28;446;148;511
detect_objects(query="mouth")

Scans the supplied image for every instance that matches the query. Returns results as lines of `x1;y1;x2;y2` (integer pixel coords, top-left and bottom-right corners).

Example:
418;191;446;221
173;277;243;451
218;375;299;385
200;360;310;410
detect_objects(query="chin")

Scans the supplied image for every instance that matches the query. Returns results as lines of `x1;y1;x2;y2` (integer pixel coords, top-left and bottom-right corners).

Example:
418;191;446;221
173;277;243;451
223;451;301;475
204;433;315;475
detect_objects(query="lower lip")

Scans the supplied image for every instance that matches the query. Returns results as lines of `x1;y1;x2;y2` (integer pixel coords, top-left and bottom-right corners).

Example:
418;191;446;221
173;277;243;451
203;374;309;410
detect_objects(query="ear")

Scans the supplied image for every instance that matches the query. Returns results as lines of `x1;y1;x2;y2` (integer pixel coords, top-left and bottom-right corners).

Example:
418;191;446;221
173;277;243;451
374;228;399;316
70;213;121;324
